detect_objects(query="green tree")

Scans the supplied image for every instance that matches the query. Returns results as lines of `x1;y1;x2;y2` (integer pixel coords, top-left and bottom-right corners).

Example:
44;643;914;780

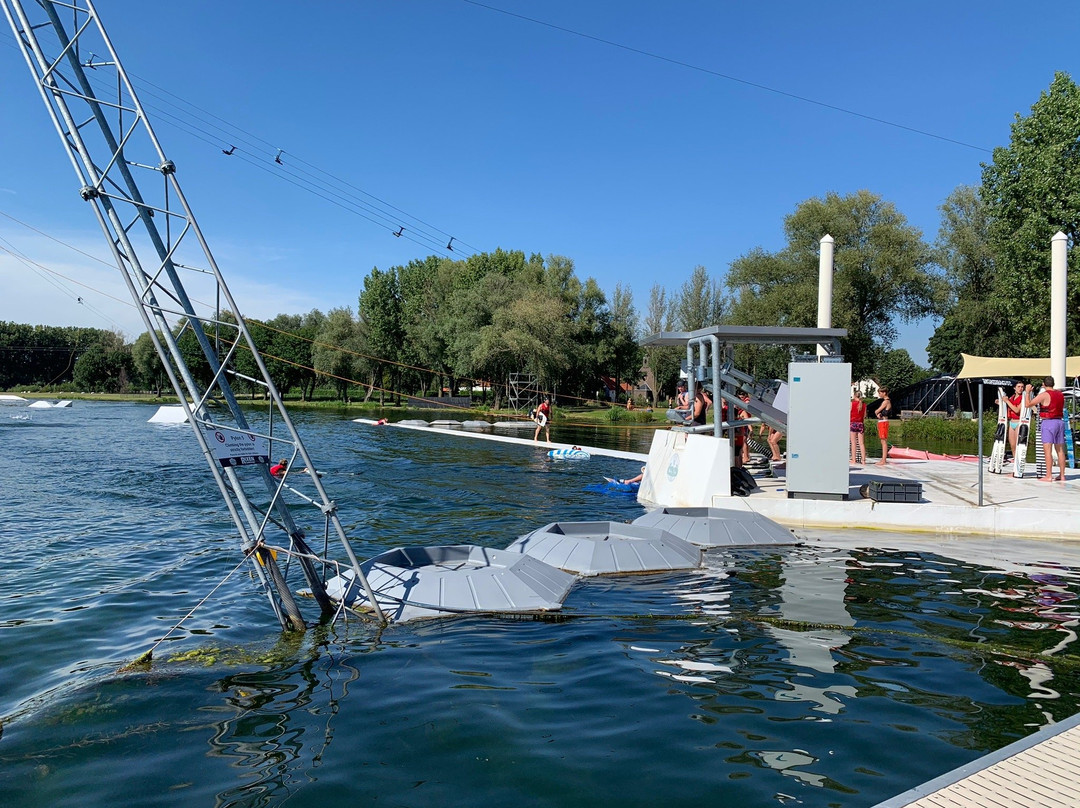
72;343;134;392
676;265;726;331
726;191;943;380
358;268;404;406
926;186;1008;374
982;71;1080;355
313;307;361;402
876;348;930;394
132;330;168;394
642;285;681;405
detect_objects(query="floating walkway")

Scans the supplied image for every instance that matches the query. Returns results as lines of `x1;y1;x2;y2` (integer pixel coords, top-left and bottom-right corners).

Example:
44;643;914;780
873;711;1080;808
354;417;648;462
703;459;1080;541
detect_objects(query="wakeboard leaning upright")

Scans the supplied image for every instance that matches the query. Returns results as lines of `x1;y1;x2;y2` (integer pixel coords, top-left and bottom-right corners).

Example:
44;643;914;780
988;387;1008;474
1013;391;1032;478
1066;382;1077;469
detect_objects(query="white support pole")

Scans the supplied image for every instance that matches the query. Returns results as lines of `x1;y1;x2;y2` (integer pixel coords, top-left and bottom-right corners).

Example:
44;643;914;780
1051;231;1068;389
816;235;835;357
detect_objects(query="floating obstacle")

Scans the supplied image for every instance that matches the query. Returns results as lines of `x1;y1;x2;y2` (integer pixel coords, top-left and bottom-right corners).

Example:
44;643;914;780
148;405;187;424
633;507;800;548
324;545;577;621
506;521;702;576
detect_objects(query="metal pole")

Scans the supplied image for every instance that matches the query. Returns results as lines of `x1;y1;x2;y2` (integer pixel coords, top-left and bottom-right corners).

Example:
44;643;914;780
816;235;835;357
977;382;984;507
1051;231;1068;389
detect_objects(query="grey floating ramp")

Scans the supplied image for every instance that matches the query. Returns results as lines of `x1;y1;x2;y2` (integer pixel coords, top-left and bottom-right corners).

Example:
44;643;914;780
398;419;430;427
633;507;801;548
506;521;702;576
430;419;462;428
462;420;492;430
324;545;576;622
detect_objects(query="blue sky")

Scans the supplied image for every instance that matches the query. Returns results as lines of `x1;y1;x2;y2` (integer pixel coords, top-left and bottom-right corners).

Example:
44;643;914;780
1;1;1077;367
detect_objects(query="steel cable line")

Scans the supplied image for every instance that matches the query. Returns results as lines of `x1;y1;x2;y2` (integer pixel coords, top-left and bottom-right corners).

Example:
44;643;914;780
124;69;483;254
461;0;992;154
2;29;477;259
2;212;633;415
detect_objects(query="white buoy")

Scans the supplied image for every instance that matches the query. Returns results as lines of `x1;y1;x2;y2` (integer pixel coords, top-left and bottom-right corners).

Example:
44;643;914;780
1051;231;1068;389
816;234;835;357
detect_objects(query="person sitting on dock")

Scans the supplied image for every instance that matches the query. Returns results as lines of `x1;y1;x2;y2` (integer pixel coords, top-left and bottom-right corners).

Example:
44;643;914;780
270;458;288;477
533;398;552;443
1025;377;1066;482
688;387;708;425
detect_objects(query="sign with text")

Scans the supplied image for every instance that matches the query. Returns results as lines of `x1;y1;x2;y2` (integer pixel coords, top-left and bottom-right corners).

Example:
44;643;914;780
203;426;270;468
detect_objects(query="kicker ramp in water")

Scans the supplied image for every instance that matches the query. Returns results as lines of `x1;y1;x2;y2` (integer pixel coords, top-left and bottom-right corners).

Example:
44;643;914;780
633;507;801;548
506;521;702;576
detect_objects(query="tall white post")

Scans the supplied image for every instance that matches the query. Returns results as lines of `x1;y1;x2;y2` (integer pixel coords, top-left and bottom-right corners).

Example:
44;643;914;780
816;234;835;357
1051;231;1068;388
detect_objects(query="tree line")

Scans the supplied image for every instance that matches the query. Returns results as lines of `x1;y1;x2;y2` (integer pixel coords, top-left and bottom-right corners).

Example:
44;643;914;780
6;73;1077;404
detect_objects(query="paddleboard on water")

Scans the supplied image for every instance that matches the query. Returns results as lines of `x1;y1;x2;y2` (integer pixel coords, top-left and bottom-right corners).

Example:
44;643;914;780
1013;389;1032;478
988;387;1008;474
602;476;639;492
548;448;590;460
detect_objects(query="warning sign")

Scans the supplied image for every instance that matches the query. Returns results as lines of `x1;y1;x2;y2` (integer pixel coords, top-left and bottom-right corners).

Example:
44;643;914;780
203;426;270;468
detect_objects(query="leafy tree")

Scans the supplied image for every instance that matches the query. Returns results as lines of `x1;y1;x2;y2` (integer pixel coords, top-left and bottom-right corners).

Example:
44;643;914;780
132;330;168;394
72;343;134;392
313;307;362;402
726;191;943;380
606;283;643;402
982;71;1080;355
358;268;404;405
676;265;726;331
926;186;1009;374
876;348;930;394
642;285;682;405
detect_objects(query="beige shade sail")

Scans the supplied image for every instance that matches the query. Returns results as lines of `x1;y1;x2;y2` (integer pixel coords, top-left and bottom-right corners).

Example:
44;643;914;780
957;353;1080;380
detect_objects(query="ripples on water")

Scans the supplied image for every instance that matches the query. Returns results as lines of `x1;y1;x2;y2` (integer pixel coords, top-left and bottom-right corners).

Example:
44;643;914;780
1;402;1078;807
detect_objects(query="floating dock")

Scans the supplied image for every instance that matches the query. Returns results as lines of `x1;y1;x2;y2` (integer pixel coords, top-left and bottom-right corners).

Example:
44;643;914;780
354;418;649;462
873;711;1080;808
702;459;1080;541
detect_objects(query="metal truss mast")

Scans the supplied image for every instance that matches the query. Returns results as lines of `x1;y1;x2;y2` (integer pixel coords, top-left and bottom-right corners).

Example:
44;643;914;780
3;0;384;627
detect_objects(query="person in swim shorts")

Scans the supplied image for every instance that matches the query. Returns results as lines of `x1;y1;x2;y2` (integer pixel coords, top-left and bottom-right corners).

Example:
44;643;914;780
1025;377;1066;482
874;387;891;466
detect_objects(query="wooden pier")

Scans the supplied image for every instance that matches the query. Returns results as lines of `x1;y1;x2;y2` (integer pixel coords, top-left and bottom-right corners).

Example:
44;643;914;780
873;712;1080;808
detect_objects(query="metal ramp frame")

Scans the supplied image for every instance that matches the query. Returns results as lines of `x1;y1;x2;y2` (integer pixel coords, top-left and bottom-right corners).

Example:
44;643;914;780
3;0;384;628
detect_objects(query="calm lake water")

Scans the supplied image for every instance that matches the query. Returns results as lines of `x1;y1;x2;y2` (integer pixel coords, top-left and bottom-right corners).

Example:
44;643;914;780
2;401;1078;808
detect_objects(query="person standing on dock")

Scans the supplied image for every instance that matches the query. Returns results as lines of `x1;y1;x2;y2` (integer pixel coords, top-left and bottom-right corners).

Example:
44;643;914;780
1002;381;1025;460
849;392;867;464
1025;378;1066;482
874;387;891;466
533;397;552;443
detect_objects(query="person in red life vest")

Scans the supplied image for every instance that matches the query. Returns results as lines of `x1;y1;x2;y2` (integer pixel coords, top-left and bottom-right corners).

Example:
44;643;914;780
270;458;288;478
1025;377;1067;482
532;398;552;443
849;392;867;465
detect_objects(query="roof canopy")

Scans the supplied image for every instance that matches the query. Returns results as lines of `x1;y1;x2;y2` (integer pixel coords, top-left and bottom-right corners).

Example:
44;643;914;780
957;353;1080;380
641;325;847;348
